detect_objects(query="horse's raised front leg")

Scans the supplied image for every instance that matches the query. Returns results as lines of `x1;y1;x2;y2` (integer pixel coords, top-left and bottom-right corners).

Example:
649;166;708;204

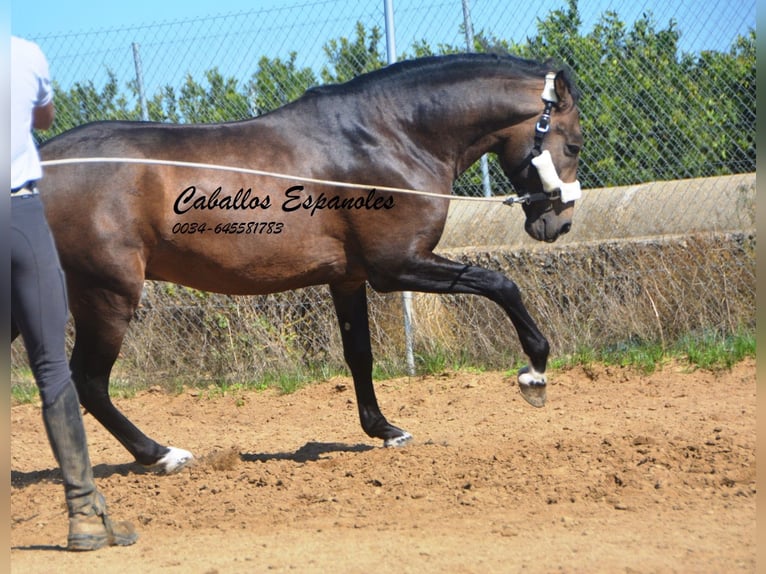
368;252;550;407
68;282;193;473
330;284;412;447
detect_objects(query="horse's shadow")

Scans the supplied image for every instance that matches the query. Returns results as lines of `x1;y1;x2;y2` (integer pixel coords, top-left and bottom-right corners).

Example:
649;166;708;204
241;441;375;463
11;462;149;489
11;442;375;488
12;543;67;553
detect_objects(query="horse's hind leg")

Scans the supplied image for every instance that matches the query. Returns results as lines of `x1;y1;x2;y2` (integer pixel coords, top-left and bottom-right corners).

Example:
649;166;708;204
330;284;412;447
68;280;192;473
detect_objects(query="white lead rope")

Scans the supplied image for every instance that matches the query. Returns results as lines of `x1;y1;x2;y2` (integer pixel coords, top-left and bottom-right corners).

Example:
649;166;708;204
40;156;513;203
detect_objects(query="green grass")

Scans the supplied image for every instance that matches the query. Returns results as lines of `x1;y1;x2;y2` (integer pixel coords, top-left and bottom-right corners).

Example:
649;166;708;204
10;374;39;405
414;344;486;375
10;328;755;405
9;371;142;405
552;339;668;374
673;327;755;370
552;327;755;373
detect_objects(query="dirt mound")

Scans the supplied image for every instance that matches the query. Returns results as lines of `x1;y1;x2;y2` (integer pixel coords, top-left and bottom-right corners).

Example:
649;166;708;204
11;359;756;573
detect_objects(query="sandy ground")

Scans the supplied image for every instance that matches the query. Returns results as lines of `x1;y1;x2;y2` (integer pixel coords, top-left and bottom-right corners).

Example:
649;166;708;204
10;359;756;573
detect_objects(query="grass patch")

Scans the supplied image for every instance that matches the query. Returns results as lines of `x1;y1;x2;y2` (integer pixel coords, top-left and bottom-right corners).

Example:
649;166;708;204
10;373;142;406
194;362;355;396
555;327;755;373
11;328;754;405
673;327;755;370
11;382;39;405
414;344;490;375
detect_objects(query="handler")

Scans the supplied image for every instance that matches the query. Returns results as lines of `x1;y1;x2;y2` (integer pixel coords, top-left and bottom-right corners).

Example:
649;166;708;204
11;35;138;551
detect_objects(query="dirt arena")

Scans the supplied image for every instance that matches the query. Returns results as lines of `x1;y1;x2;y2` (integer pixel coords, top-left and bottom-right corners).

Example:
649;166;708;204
11;359;756;573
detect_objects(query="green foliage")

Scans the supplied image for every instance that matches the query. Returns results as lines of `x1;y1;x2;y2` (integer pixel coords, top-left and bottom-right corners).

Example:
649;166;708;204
320;21;385;84
414;342;483;374
673;328;755;370
10;366;141;404
48;69;133;135
42;4;755;187
11;325;753;403
176;68;252;123
10;367;38;404
248;52;317;115
500;0;756;186
553;327;755;374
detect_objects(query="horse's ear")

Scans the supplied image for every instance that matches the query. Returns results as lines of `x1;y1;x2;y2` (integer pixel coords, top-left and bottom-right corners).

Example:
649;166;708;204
554;70;575;111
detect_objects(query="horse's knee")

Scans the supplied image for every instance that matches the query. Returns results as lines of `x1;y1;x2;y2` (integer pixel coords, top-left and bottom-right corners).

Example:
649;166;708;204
70;371;111;412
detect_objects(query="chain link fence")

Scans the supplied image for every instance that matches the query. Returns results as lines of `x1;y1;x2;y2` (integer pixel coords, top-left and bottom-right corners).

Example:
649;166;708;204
11;0;756;390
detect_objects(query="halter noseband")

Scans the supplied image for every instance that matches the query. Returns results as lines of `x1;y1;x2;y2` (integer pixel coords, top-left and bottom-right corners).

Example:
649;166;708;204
504;72;582;206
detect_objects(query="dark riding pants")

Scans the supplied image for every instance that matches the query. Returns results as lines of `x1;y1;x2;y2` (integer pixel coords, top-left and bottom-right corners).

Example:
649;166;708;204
11;193;71;407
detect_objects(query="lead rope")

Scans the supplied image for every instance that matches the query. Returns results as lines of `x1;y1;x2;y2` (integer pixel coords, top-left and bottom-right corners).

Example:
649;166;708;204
40;156;510;204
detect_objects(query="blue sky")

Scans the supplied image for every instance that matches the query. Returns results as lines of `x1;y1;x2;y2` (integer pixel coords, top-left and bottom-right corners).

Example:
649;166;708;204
9;0;756;95
12;0;754;50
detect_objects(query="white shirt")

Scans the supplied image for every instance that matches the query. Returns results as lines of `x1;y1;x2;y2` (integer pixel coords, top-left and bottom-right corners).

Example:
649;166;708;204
10;36;53;189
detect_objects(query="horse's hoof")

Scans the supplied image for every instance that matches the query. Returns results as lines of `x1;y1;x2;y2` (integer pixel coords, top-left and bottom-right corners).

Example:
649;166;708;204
152;446;194;474
383;432;413;448
517;367;547;408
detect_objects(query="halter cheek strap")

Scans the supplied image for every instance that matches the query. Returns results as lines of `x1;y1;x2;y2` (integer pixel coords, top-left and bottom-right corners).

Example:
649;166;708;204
532;73;557;156
505;72;582;205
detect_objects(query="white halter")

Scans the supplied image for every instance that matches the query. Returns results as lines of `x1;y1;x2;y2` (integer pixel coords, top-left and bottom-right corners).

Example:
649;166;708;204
506;72;581;205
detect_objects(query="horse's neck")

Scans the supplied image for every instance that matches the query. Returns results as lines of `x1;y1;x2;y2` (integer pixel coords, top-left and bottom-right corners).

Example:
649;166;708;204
267;70;544;176
393;75;542;172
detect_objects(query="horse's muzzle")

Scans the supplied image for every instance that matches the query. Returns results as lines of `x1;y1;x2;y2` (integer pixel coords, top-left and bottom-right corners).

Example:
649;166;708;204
525;216;572;243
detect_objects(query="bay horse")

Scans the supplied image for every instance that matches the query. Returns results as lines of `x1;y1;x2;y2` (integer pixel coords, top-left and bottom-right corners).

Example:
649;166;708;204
33;53;582;473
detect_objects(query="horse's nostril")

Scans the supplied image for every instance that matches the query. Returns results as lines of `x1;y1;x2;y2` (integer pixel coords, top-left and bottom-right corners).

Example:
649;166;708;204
560;222;572;235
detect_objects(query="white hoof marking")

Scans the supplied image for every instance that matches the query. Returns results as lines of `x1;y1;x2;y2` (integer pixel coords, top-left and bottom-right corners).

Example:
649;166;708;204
518;366;547;387
384;432;413;448
154;446;194;474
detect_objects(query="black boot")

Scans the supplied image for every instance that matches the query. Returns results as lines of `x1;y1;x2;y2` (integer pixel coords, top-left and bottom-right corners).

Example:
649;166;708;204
42;381;138;551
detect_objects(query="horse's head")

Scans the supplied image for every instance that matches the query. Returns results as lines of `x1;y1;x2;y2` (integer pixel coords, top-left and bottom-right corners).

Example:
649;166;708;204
497;69;583;243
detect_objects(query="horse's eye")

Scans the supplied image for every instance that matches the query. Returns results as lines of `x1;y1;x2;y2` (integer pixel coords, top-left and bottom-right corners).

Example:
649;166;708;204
565;143;581;157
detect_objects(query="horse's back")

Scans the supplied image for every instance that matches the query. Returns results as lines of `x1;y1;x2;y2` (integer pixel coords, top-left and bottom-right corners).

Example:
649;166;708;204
34;120;372;295
36;109;452;296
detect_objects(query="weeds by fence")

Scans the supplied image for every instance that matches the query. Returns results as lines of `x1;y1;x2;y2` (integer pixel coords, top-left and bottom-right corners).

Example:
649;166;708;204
11;227;755;391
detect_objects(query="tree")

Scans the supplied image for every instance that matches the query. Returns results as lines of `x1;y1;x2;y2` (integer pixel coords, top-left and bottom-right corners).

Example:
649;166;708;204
177;68;251;123
320;22;386;84
500;0;755;186
146;85;181;124
247;52;317;115
50;69;134;135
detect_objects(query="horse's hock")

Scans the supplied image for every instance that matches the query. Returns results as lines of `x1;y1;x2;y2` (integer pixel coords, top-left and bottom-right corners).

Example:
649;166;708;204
415;173;756;360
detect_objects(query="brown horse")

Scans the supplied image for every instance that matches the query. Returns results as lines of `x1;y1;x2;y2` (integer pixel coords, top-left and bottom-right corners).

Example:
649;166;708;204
34;53;582;473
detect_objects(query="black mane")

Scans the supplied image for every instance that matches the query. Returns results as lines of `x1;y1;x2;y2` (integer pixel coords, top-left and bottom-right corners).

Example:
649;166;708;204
305;52;579;104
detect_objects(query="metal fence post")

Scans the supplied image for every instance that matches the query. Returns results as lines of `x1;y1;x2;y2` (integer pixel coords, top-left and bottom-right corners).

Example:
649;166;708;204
132;42;149;121
461;0;492;197
384;0;416;376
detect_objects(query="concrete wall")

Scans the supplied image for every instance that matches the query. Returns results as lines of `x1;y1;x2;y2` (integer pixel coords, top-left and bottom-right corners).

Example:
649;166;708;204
437;173;756;251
